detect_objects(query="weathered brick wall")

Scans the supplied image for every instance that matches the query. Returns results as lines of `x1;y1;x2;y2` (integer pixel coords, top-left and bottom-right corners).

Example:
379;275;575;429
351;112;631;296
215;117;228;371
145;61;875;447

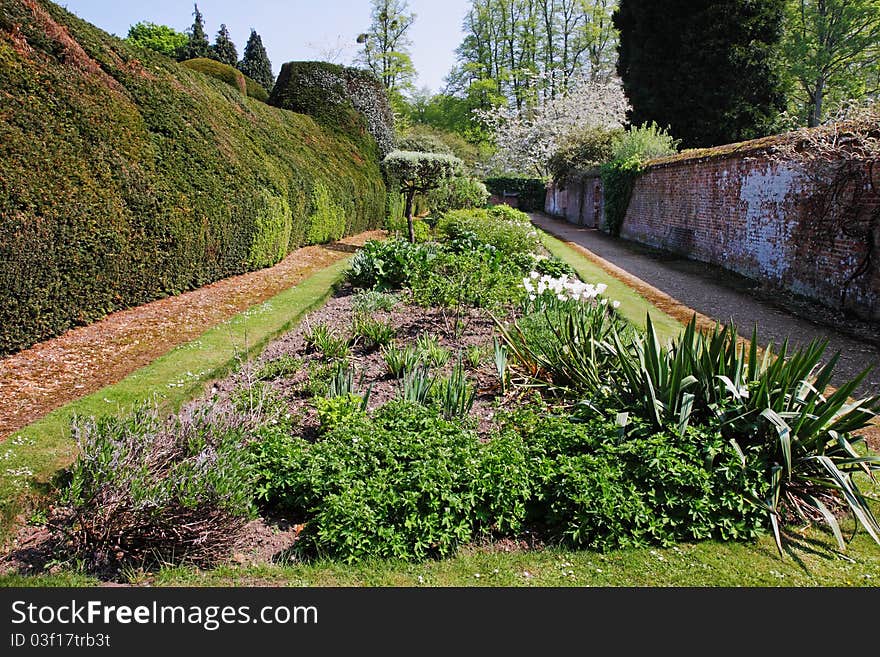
545;145;880;319
545;175;604;228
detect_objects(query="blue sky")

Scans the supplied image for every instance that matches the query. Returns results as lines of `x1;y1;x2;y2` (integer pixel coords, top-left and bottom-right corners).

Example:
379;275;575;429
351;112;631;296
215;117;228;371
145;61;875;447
61;0;470;92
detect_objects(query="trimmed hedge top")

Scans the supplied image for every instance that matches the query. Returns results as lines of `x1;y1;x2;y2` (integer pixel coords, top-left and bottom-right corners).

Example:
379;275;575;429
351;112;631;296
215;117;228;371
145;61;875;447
270;61;395;157
181;57;269;102
0;0;386;355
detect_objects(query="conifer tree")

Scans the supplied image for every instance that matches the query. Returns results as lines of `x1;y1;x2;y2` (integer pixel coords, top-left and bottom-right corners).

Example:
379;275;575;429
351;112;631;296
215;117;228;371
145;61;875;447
210;24;238;67
178;3;210;61
238;29;274;91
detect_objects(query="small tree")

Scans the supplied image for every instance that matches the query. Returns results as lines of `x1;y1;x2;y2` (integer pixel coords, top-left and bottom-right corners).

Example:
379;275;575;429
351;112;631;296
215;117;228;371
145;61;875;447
382;151;462;242
211;24;238;67
238;29;274;91
126;22;188;59
179;3;210;61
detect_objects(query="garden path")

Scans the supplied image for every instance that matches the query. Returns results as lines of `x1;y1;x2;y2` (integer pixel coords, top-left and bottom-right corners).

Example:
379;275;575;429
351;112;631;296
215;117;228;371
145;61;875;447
531;213;880;399
0;231;383;440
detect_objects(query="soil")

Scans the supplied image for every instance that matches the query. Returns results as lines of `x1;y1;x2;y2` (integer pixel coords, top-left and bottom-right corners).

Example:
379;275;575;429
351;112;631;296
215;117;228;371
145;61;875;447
0;232;384;441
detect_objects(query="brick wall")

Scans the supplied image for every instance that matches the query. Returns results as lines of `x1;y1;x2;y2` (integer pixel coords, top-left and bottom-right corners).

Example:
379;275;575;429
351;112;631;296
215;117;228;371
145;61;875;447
545;175;604;228
545;143;880;320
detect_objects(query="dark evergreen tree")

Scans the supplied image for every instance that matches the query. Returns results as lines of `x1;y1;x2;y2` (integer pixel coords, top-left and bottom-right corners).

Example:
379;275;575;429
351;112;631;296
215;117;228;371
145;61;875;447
614;0;787;148
210;24;238;67
178;3;210;61
237;29;274;91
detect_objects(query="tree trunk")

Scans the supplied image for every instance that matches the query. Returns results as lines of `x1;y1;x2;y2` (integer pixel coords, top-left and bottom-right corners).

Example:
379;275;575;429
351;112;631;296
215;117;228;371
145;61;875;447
809;77;825;127
405;191;415;243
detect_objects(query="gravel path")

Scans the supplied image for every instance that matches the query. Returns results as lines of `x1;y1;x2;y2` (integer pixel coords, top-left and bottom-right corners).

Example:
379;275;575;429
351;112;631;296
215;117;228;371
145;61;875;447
532;213;880;398
0;232;383;440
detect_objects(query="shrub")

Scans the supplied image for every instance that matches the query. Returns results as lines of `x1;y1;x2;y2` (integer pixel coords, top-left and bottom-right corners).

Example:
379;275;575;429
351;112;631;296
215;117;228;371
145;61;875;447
314;394;367;433
436;209;538;257
183;57;271;102
346;239;437;290
427;176;490;215
510;410;766;551
410;248;525;310
269;61;395;157
0;2;386;355
251;401;532;561
352;290;401;313
306;183;347;245
612;316;880;552
483;178;547;212
548;127;623;179
49;406;256;571
611;122;680;163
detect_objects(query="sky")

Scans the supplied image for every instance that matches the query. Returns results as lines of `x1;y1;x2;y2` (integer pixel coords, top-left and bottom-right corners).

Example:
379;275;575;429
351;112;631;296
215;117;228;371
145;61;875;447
61;0;470;93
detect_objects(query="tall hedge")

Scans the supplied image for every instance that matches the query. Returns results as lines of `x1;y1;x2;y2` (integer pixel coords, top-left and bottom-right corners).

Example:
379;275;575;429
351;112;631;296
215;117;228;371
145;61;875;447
269;61;395;158
484;178;547;212
0;0;387;355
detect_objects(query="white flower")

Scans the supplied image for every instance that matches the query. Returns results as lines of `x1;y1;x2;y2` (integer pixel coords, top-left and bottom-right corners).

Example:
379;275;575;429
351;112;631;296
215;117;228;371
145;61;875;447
600;298;608;306
612;300;621;309
530;271;540;280
596;283;608;295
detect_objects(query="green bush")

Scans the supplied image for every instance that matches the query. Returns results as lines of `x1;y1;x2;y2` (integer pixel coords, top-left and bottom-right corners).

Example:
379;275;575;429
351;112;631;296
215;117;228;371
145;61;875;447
253;354;303;381
436;208;539;257
306;183;347;245
548;127;623;180
410;248;524;310
611;122;680;163
182;57;247;95
0;0;386;355
346;238;437;290
600;158;643;236
483;178;547;211
427;176;490;215
251;401;532;561
50;406;256;571
511;411;766;551
269;60;395;157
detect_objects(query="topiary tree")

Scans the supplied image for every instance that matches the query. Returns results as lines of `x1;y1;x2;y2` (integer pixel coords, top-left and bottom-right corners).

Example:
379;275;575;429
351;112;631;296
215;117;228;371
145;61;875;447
178;3;210;61
238;29;274;92
382;151;462;242
210;24;238;67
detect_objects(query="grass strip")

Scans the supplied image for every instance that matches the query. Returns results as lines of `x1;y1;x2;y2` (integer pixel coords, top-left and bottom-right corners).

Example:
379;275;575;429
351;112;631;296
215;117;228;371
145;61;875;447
0;258;351;541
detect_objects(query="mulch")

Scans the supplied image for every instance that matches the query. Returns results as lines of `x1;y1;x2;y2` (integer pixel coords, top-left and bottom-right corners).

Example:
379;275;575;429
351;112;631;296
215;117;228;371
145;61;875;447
0;232;384;441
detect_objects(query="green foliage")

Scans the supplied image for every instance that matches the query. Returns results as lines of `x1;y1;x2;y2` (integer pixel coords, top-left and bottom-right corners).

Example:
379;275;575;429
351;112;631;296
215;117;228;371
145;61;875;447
346;238;436;290
612;316;880;552
352;289;400;313
432;359;477;419
410;248;524;310
125;22;187;59
52;405;256;570
483;178;547;212
400;365;436;405
314;394;367;433
611;122;681;163
181;57;268;101
178;3;210;60
304;323;350;361
352;315;396;349
530;255;577;279
210;24;238;67
253;355;303;382
397;133;454;155
465;344;485;369
427;176;490;215
496;297;633;398
237;29;274;92
306;183;347;245
493;337;509;394
436;208;538;257
514;411;766;551
549;127;623;180
269;60;395;157
0;0;385;355
600;158;643;236
381;342;421;378
416;334;451;368
250;401;531;561
613;0;787;147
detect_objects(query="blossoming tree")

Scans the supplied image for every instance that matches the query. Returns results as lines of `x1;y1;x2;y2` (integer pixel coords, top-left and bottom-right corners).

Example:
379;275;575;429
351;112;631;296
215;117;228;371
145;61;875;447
477;76;631;178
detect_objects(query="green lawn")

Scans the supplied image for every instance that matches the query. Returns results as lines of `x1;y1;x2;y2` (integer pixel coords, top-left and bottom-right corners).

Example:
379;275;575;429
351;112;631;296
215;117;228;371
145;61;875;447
0;258;351;542
540;232;683;342
3;527;878;587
